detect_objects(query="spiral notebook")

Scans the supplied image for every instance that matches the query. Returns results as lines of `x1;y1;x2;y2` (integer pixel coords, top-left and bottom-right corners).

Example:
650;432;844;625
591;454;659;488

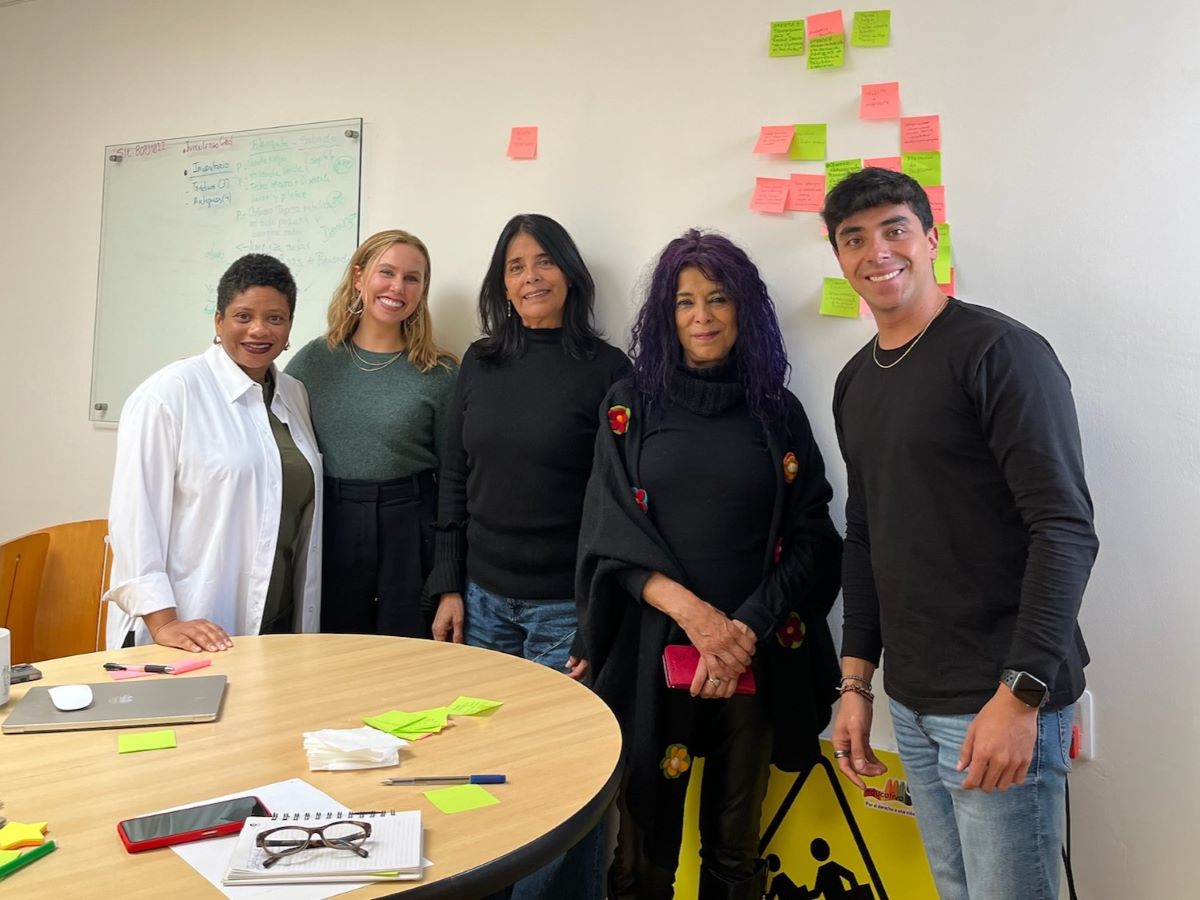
222;810;423;884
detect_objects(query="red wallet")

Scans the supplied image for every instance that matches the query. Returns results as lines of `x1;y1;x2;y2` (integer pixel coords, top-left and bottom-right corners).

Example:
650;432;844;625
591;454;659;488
662;644;757;695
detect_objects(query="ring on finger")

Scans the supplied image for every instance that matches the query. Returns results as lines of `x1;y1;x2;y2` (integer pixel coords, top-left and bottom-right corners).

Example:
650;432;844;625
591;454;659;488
707;677;721;685
833;749;851;759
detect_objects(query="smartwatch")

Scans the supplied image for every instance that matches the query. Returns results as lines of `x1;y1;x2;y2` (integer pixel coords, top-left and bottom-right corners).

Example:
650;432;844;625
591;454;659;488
1000;669;1049;708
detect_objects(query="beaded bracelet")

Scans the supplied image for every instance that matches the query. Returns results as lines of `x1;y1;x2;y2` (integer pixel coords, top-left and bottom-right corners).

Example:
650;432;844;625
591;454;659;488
839;673;872;688
838;682;875;704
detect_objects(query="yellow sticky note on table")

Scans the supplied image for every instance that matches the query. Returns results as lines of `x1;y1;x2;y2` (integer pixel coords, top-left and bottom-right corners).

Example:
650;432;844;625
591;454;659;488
769;20;805;57
902;151;942;187
447;696;503;717
789;124;827;161
825;159;863;195
424;784;501;814
851;10;891;47
118;730;176;754
820;278;861;318
807;34;845;69
0;850;20;865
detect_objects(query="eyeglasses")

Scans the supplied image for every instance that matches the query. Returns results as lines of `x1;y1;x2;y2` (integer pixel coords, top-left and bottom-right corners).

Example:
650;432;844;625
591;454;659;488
254;820;372;869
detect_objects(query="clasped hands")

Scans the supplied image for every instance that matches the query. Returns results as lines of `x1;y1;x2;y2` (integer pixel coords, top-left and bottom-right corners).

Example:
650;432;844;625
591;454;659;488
680;600;756;700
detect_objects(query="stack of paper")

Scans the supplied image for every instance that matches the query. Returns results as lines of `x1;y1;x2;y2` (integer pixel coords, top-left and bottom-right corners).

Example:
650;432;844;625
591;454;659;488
302;727;407;771
362;708;450;741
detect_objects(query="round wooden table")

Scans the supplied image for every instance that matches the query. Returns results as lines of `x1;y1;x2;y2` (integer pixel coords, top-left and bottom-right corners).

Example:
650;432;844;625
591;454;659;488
0;634;623;897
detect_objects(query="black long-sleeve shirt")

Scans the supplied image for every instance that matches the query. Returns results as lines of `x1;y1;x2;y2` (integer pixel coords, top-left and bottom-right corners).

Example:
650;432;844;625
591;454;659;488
426;327;630;601
833;299;1098;714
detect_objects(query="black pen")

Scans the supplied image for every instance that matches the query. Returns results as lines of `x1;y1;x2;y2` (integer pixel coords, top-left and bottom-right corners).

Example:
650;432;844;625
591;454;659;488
103;663;174;674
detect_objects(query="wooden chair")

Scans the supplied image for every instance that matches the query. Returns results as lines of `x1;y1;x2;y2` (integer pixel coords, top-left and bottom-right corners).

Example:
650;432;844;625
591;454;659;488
28;519;112;662
0;531;51;664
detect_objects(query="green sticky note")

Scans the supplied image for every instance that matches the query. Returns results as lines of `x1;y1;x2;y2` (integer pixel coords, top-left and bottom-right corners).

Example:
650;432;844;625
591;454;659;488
118;729;177;754
0;850;21;866
769;20;805;57
424;784;501;814
807;34;845;70
365;708;448;736
820;278;861;318
789;124;827;161
851;10;891;47
934;224;953;282
825;159;863;194
447;696;503;717
901;151;942;187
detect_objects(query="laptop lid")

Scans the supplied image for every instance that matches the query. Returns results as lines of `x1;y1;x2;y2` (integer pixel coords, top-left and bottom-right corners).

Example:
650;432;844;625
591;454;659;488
2;674;227;734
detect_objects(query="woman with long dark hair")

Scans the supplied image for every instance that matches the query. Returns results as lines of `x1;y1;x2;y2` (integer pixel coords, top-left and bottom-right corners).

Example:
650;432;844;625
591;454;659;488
577;229;843;899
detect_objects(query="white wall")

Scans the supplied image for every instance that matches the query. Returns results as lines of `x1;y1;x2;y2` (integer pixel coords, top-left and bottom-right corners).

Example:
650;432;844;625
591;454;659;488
2;0;1196;893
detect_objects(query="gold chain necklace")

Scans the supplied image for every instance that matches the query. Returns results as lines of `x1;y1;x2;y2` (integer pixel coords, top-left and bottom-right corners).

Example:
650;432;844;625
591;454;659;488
872;297;949;370
347;340;406;373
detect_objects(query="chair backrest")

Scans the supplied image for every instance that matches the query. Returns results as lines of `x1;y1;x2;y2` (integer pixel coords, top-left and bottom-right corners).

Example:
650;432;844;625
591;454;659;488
29;519;112;662
0;531;51;664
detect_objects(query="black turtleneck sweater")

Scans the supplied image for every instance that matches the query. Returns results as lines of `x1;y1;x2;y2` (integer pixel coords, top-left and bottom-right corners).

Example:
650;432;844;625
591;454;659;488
426;327;630;601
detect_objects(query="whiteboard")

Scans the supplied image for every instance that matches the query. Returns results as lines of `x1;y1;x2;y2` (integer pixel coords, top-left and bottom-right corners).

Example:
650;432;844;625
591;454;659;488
89;118;362;422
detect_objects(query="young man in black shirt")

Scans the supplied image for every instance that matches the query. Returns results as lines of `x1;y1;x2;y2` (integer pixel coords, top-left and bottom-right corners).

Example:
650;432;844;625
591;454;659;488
824;168;1098;900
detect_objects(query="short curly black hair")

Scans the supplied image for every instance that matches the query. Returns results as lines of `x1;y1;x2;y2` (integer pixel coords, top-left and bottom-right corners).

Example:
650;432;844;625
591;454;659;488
822;168;934;252
216;254;297;316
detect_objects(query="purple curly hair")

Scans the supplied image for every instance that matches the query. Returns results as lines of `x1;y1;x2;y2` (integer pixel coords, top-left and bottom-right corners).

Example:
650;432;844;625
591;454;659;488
630;229;790;425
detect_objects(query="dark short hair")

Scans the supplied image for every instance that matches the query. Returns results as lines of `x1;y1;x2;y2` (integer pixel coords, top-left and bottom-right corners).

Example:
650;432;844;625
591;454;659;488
216;254;297;316
476;214;602;361
822;168;934;251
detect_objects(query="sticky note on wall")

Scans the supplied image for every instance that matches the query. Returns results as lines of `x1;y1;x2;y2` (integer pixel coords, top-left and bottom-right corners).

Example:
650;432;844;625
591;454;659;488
901;115;941;152
755;125;799;154
820;278;861;318
851;10;891;47
807;10;845;37
750;178;791;214
860;82;901;119
790;124;827;161
788;174;827;212
507;127;538;159
807;34;846;69
769;20;806;56
825;159;863;194
901;151;941;187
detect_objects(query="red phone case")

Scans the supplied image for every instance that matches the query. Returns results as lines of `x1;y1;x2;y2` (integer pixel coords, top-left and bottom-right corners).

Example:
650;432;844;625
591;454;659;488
116;796;269;853
662;644;756;695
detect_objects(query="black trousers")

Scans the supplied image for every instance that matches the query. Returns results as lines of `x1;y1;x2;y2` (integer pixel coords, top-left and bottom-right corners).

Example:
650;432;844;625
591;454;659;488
609;689;773;900
320;472;437;638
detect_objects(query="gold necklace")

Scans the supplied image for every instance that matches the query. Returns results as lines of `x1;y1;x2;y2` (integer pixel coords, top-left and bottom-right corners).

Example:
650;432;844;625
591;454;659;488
347;340;406;373
872;297;949;370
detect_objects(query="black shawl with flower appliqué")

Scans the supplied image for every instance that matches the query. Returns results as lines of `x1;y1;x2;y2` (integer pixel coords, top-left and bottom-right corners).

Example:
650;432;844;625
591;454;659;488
576;373;842;852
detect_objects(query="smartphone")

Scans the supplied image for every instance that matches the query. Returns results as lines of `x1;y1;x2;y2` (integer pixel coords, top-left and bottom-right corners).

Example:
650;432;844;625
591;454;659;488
10;664;42;684
117;796;270;853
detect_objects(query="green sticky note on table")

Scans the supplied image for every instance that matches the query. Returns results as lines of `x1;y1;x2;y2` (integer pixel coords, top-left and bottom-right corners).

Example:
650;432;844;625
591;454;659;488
789;124;827;161
902;151;942;187
447;696;503;717
851;10;891;47
424;784;501;814
118;729;177;754
365;708;448;736
769;20;805;57
934;224;953;283
807;34;845;70
0;850;21;865
820;278;861;319
825;159;863;195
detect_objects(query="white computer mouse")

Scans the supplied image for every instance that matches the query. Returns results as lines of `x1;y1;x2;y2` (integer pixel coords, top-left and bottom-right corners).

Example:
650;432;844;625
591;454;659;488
48;684;94;712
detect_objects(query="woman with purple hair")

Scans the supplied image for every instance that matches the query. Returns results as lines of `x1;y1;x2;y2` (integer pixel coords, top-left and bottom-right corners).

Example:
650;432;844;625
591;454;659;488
577;229;843;899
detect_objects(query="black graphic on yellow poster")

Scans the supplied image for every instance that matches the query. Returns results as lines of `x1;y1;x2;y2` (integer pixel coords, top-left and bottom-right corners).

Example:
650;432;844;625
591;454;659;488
675;740;937;898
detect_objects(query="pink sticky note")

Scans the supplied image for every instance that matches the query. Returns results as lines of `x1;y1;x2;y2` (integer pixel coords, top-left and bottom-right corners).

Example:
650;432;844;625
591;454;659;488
507;126;538;159
901;115;941;152
939;268;956;296
864;156;902;172
754;125;797;155
860;82;901;120
925;186;947;225
807;10;844;37
750;177;790;214
787;174;826;212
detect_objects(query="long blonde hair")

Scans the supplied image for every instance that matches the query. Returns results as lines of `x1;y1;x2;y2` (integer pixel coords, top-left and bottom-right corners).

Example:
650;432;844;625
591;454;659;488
325;229;457;372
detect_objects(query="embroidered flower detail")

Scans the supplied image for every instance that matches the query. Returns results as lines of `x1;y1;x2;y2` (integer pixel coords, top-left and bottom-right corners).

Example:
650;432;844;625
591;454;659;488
776;612;807;649
660;743;691;779
773;538;783;564
608;405;632;434
782;451;799;484
632;486;649;512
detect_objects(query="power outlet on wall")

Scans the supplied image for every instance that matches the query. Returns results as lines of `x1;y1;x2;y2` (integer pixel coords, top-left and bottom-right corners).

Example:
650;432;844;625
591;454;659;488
1074;689;1095;761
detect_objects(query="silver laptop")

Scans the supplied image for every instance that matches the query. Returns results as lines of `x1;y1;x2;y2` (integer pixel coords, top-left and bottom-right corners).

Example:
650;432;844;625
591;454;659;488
2;674;227;733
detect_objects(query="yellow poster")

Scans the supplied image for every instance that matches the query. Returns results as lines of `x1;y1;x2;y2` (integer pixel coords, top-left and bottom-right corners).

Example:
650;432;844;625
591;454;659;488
675;740;937;899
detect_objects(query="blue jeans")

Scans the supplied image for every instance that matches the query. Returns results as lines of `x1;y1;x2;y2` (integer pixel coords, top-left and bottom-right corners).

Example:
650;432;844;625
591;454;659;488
465;579;603;900
890;699;1074;900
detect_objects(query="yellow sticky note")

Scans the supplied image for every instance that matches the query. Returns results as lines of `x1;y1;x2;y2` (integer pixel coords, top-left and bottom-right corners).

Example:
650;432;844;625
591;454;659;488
424;784;501;814
118;730;176;754
769;20;805;57
0;821;48;850
789;124;827;161
934;223;953;283
851;10;891;47
825;159;863;195
807;34;845;70
0;850;20;865
820;278;861;318
901;151;942;187
447;696;503;717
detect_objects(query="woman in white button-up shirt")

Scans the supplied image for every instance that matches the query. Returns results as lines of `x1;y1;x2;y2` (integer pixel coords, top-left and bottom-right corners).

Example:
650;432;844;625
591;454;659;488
105;254;323;651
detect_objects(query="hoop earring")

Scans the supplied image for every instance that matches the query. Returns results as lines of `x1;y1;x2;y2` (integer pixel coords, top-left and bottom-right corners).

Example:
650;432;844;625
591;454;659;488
212;335;221;344
348;292;364;316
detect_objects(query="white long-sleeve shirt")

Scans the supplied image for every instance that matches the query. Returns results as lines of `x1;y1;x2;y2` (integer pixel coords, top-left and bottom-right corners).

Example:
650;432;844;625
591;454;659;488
105;344;323;649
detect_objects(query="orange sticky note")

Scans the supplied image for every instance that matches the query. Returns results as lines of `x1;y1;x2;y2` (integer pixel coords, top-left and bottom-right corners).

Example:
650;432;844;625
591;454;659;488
925;186;947;225
939;268;956;296
787;174;826;212
860;82;901;120
754;125;798;155
807;10;844;37
901;115;941;152
750;178;790;214
507;126;538;159
864;156;902;172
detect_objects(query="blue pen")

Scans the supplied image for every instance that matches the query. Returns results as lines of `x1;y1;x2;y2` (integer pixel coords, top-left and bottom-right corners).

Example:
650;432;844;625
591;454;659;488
381;774;506;785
